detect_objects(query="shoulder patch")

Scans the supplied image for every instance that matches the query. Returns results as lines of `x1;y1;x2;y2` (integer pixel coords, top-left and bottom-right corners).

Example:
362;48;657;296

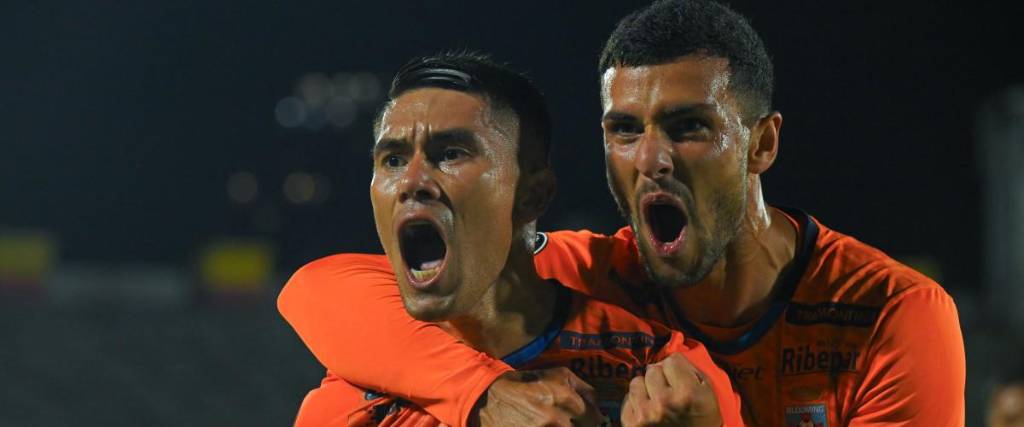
533;231;549;255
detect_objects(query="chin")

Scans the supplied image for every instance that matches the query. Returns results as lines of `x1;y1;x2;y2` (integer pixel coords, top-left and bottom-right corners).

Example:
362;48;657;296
638;246;707;288
644;260;696;288
401;294;455;322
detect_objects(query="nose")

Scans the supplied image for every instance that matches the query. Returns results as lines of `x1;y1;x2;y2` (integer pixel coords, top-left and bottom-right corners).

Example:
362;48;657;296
398;154;441;203
635;131;674;180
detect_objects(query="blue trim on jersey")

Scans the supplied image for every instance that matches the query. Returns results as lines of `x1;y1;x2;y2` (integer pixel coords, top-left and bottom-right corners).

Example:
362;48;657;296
501;284;572;367
664;207;818;355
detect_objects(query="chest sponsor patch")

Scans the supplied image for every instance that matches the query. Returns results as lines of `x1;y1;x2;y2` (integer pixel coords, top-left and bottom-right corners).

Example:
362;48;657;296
559;331;669;350
781;344;861;375
785;403;827;427
785;302;880;327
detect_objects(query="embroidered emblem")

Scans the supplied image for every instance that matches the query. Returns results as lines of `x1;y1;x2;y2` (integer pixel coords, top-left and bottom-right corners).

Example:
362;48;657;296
785;403;827;427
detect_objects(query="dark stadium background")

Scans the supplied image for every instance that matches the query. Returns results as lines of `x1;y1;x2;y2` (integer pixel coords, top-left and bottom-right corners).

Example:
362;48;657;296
1;1;1020;425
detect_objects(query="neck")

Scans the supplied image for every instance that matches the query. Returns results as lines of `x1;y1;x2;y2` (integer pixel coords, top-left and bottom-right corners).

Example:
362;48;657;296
439;231;557;358
674;178;797;328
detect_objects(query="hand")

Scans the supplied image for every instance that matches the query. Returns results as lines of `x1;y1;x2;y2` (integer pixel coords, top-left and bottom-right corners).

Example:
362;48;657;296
620;353;722;427
473;368;604;427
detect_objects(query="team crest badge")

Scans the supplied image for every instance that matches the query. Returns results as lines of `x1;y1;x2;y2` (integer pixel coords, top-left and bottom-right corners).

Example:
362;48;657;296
785;403;827;427
532;231;549;254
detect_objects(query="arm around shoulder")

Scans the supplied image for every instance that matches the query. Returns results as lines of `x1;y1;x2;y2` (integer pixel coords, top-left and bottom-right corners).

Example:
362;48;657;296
278;253;512;427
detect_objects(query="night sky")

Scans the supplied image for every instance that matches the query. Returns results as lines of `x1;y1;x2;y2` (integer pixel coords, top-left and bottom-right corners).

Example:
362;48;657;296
2;1;1021;289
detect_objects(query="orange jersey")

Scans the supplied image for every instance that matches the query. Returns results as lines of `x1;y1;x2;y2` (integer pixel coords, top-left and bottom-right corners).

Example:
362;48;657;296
293;285;743;426
279;208;965;426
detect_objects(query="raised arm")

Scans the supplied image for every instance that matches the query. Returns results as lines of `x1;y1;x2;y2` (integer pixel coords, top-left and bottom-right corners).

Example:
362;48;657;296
278;254;511;426
847;286;965;426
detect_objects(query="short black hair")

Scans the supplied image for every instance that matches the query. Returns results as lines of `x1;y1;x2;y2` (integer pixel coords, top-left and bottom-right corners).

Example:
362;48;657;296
599;0;774;120
379;51;552;173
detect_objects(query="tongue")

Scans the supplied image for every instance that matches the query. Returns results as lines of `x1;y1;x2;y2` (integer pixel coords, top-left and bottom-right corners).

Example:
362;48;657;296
417;259;443;271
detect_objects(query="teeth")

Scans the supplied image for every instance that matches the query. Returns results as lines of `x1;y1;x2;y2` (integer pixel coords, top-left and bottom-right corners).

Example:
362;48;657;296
420;259;442;270
411;265;440;282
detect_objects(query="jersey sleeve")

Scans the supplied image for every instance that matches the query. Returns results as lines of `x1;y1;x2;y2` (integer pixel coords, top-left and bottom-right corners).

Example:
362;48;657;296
294;372;365;427
533;228;641;304
277;254;513;427
846;287;965;426
295;372;443;427
532;230;602;293
651;327;745;427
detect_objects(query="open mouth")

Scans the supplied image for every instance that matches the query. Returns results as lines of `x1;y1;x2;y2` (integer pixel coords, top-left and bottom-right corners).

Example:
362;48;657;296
399;221;448;285
642;194;688;255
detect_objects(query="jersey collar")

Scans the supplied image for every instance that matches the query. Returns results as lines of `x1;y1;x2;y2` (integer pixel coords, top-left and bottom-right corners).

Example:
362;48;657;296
664;207;819;355
500;283;572;367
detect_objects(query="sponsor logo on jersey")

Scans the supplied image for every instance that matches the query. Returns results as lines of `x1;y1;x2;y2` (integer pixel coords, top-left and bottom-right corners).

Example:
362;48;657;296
781;345;860;375
569;355;647;380
785;302;880;327
785;403;827;427
723;362;764;381
560;331;669;350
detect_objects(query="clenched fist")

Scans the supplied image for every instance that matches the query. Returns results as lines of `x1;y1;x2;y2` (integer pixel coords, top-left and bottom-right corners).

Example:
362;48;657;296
620;353;722;427
473;367;604;427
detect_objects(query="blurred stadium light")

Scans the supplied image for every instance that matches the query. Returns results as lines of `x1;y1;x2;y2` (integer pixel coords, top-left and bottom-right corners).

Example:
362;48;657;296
197;238;275;302
276;71;382;132
0;229;56;298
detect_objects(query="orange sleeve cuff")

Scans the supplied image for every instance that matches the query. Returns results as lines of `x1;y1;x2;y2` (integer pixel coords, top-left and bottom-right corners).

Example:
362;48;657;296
454;358;515;427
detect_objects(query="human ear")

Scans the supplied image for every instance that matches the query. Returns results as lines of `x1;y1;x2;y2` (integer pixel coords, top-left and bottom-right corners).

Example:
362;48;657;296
747;112;783;175
513;168;556;224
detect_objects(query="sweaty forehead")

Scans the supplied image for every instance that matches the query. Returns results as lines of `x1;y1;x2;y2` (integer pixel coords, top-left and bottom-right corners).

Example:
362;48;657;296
378;88;508;140
601;56;734;113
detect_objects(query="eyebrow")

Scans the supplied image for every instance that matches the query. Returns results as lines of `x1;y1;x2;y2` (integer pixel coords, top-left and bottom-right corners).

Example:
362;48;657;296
602;111;638;122
602;103;717;123
655;103;717;122
372;138;409;159
428;128;479;147
371;128;481;158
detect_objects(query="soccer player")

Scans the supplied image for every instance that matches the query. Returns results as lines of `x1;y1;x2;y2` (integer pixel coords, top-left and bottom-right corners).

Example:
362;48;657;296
290;52;744;427
280;0;966;425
